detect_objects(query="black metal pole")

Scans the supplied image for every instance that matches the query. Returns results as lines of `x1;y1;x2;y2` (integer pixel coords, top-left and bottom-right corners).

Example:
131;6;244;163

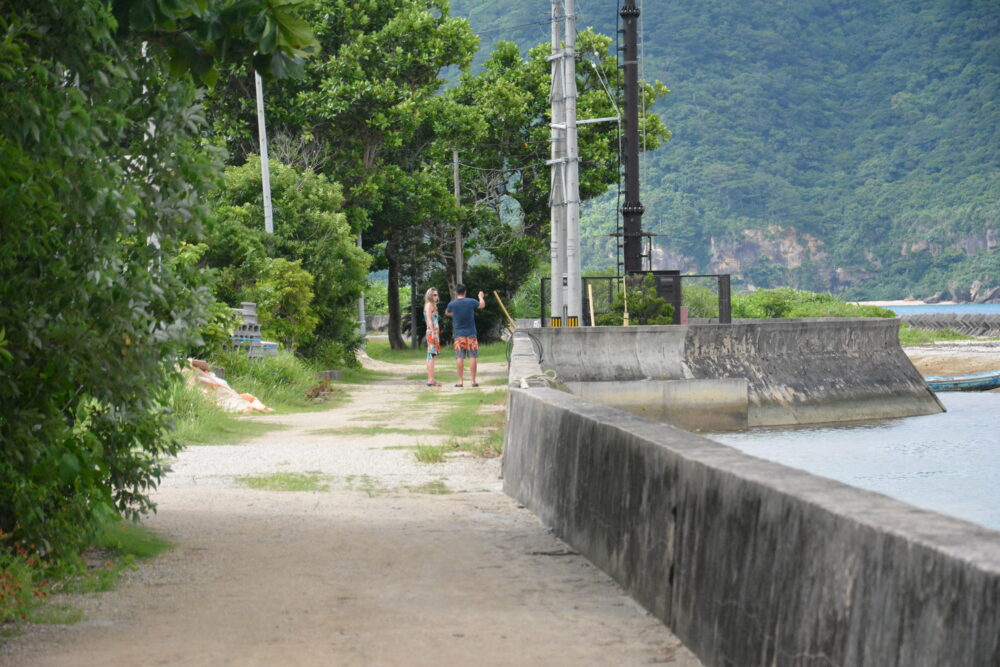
620;0;644;274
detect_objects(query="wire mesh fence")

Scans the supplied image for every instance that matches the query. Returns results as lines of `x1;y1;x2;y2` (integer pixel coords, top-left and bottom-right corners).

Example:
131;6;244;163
540;273;731;326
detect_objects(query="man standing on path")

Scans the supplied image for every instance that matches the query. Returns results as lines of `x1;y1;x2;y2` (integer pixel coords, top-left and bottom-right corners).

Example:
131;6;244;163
445;284;485;387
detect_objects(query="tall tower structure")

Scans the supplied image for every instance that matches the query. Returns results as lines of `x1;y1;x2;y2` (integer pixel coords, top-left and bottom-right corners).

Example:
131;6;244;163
549;0;566;326
620;0;644;274
563;0;581;326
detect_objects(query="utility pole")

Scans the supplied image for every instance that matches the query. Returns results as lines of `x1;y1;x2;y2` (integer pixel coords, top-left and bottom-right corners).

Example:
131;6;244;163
357;234;367;346
548;0;566;327
453;149;463;290
254;71;274;235
563;0;581;327
620;0;644;273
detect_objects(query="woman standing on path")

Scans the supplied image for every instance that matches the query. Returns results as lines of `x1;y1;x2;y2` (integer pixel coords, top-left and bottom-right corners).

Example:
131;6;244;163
424;288;442;386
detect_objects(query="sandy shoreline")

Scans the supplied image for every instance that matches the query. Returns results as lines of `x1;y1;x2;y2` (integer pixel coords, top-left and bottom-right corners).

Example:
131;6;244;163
853;299;958;307
904;341;1000;378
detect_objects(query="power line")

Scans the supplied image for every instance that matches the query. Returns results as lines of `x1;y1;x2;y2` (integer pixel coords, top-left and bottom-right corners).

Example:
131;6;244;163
471;17;560;38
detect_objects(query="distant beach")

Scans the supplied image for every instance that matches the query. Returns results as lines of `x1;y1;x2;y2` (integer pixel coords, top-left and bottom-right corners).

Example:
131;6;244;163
852;299;957;307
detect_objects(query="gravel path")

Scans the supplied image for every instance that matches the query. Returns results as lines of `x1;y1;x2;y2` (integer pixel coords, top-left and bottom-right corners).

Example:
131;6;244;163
2;357;700;666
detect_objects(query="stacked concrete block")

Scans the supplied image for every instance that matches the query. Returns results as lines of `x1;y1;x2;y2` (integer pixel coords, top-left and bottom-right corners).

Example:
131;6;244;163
227;302;277;358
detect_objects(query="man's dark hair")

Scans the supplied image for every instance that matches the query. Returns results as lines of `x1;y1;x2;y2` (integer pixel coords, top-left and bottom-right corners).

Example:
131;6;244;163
454;284;467;296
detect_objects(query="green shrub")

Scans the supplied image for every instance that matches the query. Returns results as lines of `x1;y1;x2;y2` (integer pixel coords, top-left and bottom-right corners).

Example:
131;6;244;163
0;545;41;624
365;281;411;317
596;274;674;325
683;283;720;318
251;258;320;352
898;324;971;346
732;288;894;319
311;339;358;368
507;264;547;319
204;158;371;357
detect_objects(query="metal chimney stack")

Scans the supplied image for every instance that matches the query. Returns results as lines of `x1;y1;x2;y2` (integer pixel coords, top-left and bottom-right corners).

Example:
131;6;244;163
620;0;644;274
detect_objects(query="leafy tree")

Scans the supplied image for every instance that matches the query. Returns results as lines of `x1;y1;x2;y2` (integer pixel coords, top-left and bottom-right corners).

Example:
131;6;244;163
453;0;999;299
0;1;316;558
251;258;320;352
206;0;479;348
204;158;370;353
444;31;669;285
110;0;319;83
207;0;477;222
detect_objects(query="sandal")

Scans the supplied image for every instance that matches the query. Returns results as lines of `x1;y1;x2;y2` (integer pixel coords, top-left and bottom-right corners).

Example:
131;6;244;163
426;381;441;386
454;383;464;387
471;383;479;387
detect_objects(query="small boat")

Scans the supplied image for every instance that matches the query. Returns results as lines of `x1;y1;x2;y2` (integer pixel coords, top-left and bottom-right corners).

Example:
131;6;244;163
924;369;1000;392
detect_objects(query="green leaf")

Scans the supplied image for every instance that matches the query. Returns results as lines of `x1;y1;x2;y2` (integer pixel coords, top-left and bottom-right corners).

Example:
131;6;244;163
273;9;320;54
259;16;278;54
199;65;219;87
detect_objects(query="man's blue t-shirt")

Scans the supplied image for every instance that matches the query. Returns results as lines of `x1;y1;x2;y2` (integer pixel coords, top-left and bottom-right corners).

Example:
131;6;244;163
446;297;480;338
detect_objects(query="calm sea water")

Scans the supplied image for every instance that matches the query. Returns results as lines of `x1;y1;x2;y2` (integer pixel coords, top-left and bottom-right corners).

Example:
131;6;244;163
708;392;1000;532
888;303;1000;315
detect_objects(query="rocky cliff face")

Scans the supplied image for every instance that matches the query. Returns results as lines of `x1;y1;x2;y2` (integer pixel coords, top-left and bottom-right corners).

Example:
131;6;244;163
707;226;826;276
902;229;999;257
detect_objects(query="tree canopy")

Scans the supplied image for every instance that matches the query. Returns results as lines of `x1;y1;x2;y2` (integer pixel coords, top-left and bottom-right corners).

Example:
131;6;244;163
0;0;317;556
453;0;1000;300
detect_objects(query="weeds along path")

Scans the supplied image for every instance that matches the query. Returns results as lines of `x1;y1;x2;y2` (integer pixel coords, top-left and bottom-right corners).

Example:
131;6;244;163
3;359;700;666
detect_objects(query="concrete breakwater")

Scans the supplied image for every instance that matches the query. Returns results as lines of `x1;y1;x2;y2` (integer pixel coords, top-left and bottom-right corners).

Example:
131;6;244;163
524;318;943;428
503;331;1000;667
901;312;1000;337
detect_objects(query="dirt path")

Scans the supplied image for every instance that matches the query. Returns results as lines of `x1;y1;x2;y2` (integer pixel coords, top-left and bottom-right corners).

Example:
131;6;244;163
2;358;700;666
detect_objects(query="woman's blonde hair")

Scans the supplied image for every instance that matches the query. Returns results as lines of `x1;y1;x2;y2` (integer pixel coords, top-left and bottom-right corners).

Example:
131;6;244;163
424;287;439;304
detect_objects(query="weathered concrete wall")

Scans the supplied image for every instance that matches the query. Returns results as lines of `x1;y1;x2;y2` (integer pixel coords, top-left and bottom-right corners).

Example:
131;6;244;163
503;335;1000;666
521;319;943;426
564;379;749;431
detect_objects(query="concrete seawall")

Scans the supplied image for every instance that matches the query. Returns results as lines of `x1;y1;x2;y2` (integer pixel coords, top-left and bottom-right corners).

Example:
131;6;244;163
523;319;943;426
503;332;1000;666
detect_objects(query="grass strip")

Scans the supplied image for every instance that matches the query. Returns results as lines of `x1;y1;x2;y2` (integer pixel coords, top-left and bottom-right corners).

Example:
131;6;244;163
442;428;505;459
421;390;507;438
414;444;449;464
365;339;509;365
168;381;290;446
407;480;452;494
27;603;84;625
61;520;172;596
344;474;390;497
239;471;332;492
332;367;393;383
898;324;976;346
311;426;429;436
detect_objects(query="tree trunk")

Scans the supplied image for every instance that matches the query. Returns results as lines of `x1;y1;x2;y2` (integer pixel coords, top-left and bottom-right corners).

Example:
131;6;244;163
386;241;406;349
441;249;457;301
410;270;419;349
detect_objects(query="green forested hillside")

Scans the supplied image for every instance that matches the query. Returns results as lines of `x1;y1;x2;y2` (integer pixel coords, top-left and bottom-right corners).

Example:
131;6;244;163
451;0;1000;299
